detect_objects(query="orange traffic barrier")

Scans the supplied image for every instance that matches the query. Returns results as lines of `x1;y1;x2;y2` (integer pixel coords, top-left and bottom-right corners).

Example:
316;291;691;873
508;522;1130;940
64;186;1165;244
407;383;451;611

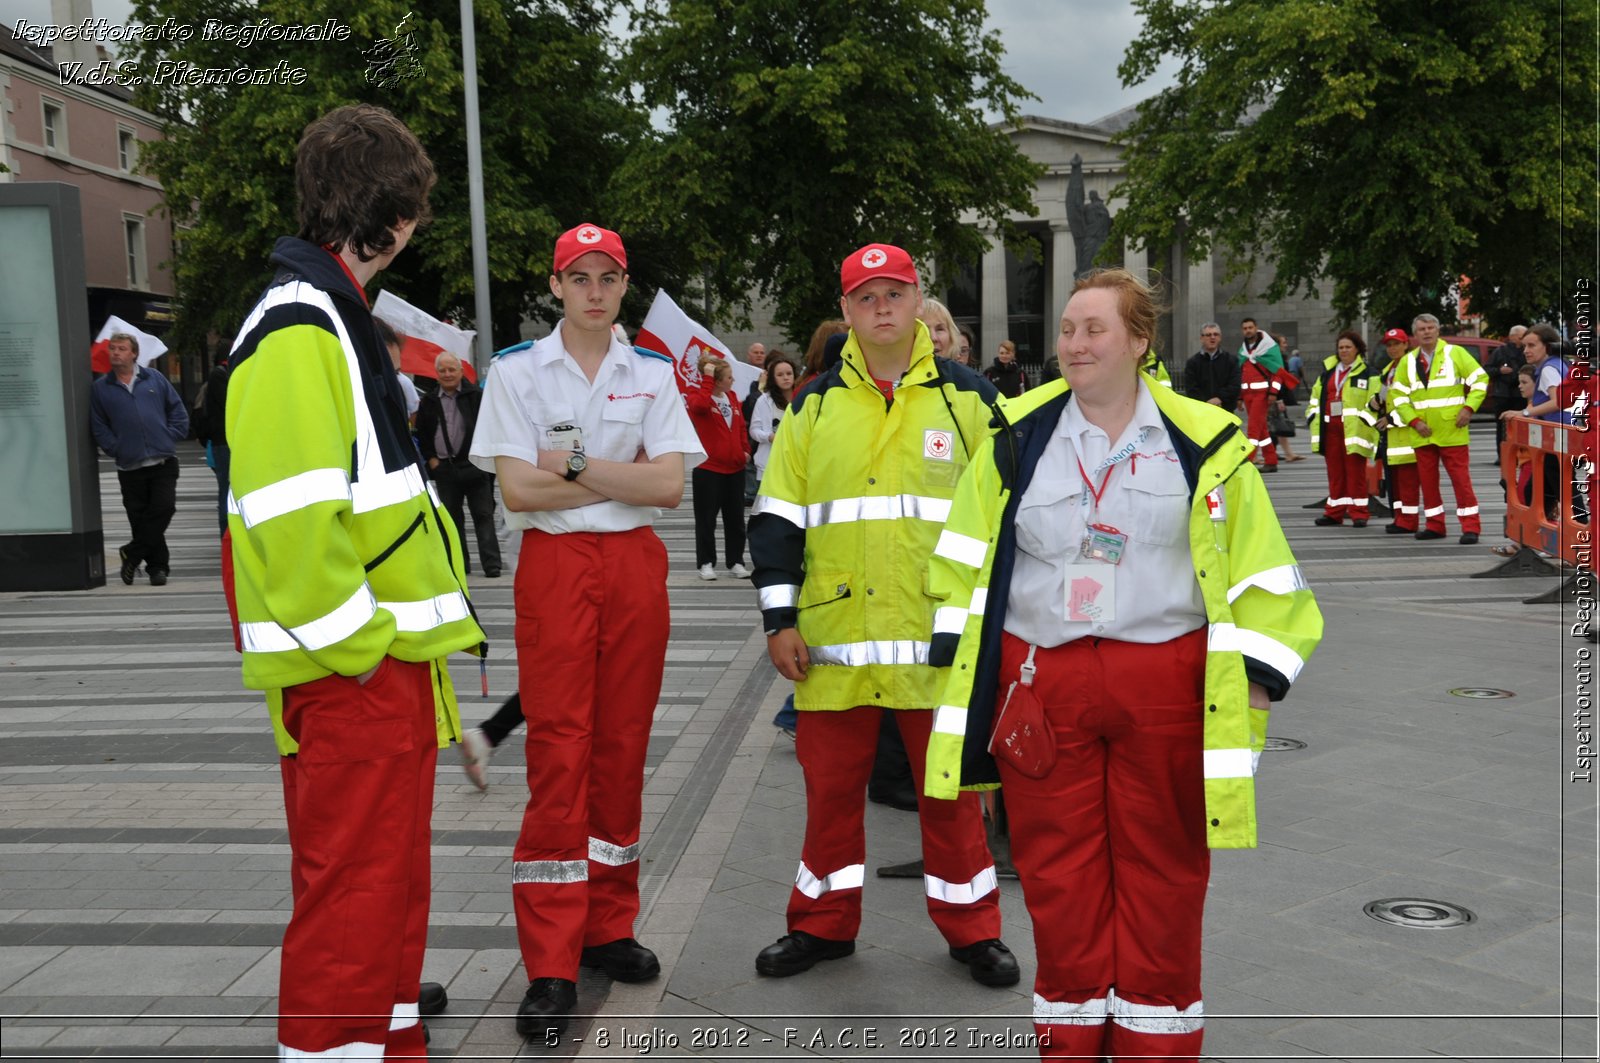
1499;416;1593;567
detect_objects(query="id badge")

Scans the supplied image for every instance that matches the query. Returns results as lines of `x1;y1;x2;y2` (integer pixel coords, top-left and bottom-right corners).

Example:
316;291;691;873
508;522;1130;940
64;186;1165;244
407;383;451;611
1079;523;1128;565
1329;401;1343;416
545;423;584;451
1062;564;1116;623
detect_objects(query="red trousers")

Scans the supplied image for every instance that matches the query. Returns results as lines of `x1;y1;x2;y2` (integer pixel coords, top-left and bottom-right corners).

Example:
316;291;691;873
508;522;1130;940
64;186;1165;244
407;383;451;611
998;631;1209;1063
278;657;437;1060
1389;462;1419;530
1415;443;1481;534
512;527;668;980
1239;392;1276;467
790;706;1000;944
1320;421;1369;522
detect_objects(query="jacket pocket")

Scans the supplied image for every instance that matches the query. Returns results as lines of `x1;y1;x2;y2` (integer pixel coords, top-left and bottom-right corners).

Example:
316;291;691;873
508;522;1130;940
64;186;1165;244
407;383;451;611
799;572;852;609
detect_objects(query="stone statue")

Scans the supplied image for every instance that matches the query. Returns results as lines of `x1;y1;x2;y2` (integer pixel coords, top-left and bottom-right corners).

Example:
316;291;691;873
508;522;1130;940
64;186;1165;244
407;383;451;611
1066;154;1113;278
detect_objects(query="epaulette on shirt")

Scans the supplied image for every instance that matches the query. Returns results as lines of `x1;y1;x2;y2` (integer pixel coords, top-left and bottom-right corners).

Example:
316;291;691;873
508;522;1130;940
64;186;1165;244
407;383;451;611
494;340;535;360
633;345;674;364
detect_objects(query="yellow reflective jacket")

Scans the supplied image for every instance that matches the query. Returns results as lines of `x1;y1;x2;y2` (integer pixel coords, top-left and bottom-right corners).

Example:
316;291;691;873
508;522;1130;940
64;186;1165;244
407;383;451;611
227;238;486;753
1389;341;1488;449
924;378;1323;849
749;322;1000;711
1307;355;1380;458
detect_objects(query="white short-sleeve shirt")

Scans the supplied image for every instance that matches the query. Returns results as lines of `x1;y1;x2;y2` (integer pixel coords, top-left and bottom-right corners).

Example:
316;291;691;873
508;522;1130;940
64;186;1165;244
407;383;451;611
469;327;706;534
1004;378;1207;647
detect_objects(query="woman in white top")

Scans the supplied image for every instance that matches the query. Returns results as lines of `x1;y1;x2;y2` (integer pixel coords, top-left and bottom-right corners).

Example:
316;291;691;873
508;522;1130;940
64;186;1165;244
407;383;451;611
748;352;799;479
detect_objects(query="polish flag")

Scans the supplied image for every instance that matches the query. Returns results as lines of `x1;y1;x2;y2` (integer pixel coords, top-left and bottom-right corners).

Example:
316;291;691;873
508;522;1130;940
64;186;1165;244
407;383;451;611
90;316;167;373
634;290;760;397
372;290;478;382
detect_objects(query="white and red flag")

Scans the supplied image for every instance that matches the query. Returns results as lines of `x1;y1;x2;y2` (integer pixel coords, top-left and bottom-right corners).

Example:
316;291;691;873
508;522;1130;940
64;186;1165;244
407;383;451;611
372;290;478;382
90;316;167;373
634;290;760;396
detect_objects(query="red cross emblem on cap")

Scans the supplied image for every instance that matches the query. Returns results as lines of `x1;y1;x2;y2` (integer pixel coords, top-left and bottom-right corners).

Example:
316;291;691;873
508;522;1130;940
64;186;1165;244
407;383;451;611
576;225;602;244
862;248;888;269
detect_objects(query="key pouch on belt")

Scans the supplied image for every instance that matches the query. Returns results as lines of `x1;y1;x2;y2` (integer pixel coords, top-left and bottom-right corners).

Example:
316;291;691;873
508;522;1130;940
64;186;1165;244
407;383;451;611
988;645;1055;779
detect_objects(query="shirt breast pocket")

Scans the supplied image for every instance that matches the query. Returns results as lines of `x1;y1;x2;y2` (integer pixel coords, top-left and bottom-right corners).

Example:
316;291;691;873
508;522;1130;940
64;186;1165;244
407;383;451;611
527;402;578;440
601;399;647;458
1124;475;1190;546
1014;478;1084;561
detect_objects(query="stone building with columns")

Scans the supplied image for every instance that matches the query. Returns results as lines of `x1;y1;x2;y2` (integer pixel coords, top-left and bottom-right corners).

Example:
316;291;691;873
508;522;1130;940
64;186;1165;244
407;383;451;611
723;109;1365;381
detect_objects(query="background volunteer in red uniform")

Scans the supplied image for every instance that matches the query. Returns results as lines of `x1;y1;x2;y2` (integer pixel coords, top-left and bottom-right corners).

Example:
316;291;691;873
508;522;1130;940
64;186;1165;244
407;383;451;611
1236;318;1283;472
470;224;705;1041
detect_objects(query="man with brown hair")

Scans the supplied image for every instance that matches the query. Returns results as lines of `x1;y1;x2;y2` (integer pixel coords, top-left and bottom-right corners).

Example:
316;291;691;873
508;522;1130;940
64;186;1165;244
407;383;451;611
224;104;486;1059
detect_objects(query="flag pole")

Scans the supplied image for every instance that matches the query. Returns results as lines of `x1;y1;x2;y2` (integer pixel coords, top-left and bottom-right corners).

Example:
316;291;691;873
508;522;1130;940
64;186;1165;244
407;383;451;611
460;0;493;375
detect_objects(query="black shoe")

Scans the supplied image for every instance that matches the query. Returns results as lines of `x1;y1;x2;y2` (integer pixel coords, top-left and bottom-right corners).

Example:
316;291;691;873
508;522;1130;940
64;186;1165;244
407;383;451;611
515;977;576;1040
867;784;919;812
580;937;660;982
119;546;136;585
1459;532;1480;545
755;931;855;977
1313;516;1342;526
1384;523;1412;535
949;938;1021;987
1352;519;1368;528
148;569;168;586
1415;529;1446;540
876;858;925;878
418;981;447;1016
1261;465;1279;474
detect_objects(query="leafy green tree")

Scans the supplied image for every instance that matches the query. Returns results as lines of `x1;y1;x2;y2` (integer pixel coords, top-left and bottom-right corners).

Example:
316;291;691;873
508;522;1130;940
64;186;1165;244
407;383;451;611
126;0;656;353
1112;0;1597;333
615;0;1043;346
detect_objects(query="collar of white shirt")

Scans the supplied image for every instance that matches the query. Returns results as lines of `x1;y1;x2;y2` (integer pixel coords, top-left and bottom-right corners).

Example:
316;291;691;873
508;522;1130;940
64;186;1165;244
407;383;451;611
532;325;635;381
1058;376;1168;467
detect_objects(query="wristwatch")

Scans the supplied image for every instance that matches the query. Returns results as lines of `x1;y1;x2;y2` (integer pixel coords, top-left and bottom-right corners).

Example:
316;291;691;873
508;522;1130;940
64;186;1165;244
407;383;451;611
563;452;587;481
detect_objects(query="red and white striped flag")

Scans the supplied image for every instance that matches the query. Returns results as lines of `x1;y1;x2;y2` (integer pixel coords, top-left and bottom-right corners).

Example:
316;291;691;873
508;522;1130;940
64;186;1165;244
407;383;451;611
90;316;167;373
372;290;478;382
635;290;760;396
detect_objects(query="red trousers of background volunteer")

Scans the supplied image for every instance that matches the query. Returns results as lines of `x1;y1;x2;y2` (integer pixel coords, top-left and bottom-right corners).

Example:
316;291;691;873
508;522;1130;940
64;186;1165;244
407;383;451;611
1320;421;1369;522
790;706;1000;944
997;630;1209;1063
277;657;437;1059
1415;443;1481;535
1389;463;1419;531
512;527;669;981
1239;391;1277;468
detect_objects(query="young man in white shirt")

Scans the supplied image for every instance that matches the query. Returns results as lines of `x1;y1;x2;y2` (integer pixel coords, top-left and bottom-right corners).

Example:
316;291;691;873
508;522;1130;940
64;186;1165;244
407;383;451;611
470;223;705;1042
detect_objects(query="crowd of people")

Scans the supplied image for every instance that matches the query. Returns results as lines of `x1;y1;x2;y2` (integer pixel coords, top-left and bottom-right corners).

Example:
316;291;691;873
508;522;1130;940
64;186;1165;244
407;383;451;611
118;102;1582;1061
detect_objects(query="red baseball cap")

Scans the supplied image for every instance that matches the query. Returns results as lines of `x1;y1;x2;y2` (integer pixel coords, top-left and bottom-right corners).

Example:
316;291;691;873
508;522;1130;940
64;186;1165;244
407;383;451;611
840;243;919;294
553;223;627;273
1383;328;1409;344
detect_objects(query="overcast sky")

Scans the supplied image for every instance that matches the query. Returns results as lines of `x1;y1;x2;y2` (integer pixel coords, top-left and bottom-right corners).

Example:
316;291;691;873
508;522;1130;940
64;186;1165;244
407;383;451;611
4;0;1176;124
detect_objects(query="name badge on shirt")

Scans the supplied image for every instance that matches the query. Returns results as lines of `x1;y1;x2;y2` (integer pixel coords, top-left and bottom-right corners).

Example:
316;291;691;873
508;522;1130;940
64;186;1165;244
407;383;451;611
1329;401;1343;416
545;423;584;451
1080;522;1127;565
1063;564;1116;623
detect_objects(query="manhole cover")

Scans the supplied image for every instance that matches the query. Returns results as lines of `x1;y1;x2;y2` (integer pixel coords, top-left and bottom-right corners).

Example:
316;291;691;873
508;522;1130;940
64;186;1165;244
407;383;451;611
1262;737;1306;751
1363;898;1477;929
1449;688;1514;699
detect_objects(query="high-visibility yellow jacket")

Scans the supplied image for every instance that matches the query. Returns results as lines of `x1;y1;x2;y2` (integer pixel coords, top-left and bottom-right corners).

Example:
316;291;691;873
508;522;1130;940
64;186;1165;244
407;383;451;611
1307;356;1380;458
748;322;1000;711
1389;341;1488;449
1140;350;1174;388
924;378;1323;849
226;237;486;754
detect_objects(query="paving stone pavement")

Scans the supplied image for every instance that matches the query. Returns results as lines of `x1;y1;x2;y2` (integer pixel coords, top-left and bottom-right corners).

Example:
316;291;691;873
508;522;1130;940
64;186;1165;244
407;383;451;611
0;428;1594;1061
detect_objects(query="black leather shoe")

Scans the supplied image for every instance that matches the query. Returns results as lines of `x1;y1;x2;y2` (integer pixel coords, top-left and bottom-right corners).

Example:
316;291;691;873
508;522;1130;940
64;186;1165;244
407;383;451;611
1459;532;1479;545
119;546;137;585
580;937;660;982
1415;529;1446;540
516;977;576;1040
483;568;502;578
1352;519;1368;528
418;981;447;1016
149;569;168;586
1384;523;1411;535
755;931;855;976
1313;516;1342;526
949;938;1021;987
867;784;919;812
